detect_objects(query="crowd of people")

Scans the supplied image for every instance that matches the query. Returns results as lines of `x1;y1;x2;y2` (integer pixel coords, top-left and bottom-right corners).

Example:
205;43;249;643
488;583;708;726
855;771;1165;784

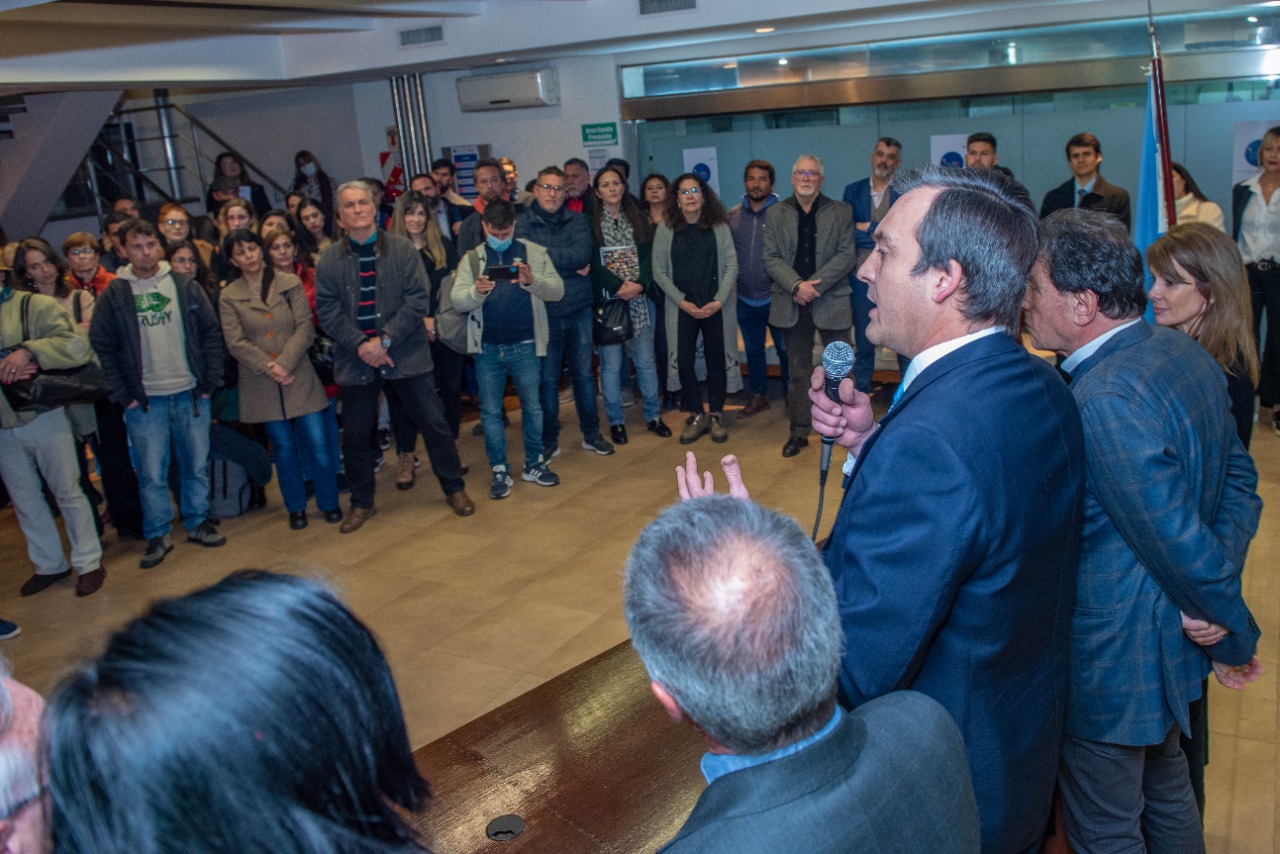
0;127;1273;852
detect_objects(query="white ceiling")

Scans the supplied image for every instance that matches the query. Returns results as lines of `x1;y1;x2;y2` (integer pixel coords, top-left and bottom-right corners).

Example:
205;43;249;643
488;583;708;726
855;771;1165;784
0;0;1259;93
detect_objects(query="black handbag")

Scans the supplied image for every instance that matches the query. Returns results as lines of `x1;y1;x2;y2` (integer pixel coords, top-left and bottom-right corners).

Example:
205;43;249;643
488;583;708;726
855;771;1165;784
282;288;335;385
592;298;633;346
0;293;109;413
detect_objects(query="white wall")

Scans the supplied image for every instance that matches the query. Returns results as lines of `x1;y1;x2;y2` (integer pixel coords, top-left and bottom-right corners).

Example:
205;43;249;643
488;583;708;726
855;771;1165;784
422;55;624;185
180;84;368;203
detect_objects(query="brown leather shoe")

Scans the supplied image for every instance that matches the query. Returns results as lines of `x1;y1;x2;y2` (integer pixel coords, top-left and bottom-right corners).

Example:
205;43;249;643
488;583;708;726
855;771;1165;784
447;490;476;517
20;569;71;596
75;567;106;597
396;452;416;491
738;394;771;417
339;505;377;534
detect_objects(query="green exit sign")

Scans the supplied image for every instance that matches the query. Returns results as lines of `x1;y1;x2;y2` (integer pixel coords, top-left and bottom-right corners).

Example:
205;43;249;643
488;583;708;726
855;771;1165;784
581;122;619;146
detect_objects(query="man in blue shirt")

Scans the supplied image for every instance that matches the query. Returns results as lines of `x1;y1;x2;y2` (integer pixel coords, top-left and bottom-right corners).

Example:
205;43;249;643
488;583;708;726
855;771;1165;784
626;493;980;854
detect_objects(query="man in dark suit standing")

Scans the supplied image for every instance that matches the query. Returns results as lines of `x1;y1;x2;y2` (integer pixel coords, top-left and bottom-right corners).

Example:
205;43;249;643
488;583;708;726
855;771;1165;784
625;494;980;854
808;166;1086;854
842;137;906;393
1039;132;1131;229
1023;209;1263;853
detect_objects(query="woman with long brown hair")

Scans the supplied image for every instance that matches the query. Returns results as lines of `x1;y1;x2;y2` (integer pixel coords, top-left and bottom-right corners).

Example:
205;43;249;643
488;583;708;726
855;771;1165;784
1149;221;1260;447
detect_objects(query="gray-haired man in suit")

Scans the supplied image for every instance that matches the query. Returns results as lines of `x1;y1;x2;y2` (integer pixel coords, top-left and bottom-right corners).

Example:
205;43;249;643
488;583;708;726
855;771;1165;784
625;490;980;854
763;154;856;459
1023;209;1262;853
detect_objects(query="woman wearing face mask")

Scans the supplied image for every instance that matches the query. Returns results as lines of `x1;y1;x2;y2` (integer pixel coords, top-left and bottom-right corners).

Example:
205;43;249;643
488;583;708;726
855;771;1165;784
653;173;738;445
218;229;341;530
62;232;114;296
204;151;270;218
589;167;670;445
289;150;335;219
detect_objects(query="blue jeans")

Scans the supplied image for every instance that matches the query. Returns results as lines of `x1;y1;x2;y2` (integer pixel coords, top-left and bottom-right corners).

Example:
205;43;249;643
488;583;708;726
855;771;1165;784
123;390;211;539
601;300;661;424
736;298;789;397
541;304;601;447
475;341;543;469
264;410;340;514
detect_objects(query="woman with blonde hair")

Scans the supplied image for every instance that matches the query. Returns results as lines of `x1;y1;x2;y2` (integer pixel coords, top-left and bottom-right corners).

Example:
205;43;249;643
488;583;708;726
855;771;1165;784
1233;124;1280;437
212;198;258;283
1148;222;1260;447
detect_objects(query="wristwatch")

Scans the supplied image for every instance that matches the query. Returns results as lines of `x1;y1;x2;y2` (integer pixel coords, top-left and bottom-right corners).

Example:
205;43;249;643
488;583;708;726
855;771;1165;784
380;334;392;350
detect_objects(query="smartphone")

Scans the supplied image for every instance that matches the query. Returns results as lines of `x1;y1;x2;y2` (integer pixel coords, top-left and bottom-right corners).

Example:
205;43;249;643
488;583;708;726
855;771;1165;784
486;265;519;281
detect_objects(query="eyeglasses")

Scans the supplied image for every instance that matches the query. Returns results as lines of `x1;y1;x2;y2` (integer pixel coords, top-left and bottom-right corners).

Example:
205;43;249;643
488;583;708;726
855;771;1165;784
536;183;566;194
678;187;701;196
163;219;189;228
0;783;46;822
793;170;821;179
67;248;98;257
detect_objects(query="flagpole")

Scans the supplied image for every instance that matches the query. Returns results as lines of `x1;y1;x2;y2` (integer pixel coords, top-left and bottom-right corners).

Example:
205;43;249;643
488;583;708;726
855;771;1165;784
1148;3;1177;225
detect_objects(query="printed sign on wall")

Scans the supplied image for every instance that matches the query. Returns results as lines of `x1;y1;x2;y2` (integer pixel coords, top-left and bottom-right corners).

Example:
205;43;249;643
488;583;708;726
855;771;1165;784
930;134;969;169
682;147;720;197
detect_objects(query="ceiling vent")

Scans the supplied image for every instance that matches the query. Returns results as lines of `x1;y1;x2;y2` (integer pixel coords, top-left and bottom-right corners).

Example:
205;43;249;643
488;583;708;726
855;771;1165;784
399;25;444;50
639;0;697;15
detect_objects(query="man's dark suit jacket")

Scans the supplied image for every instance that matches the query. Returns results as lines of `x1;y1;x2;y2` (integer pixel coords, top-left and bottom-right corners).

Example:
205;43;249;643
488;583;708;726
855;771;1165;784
824;332;1086;854
1040;176;1132;228
659;692;980;853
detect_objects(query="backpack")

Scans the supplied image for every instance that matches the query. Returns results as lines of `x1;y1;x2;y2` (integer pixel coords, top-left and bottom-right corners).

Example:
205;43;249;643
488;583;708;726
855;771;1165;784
208;458;251;518
433;271;468;355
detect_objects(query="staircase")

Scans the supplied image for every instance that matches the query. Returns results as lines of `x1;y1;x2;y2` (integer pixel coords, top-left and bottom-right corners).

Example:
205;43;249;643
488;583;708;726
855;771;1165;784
0;90;123;239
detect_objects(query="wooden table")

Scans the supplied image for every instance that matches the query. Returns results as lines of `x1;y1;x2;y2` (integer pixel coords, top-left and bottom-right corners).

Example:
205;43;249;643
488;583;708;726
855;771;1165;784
409;641;706;853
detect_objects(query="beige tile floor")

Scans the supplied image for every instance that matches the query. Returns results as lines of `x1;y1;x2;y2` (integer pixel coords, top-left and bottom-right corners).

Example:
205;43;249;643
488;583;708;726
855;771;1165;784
1;384;1277;853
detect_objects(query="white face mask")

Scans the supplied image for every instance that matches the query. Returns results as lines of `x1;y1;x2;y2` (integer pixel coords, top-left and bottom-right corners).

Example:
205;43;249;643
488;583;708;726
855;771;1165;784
300;162;318;177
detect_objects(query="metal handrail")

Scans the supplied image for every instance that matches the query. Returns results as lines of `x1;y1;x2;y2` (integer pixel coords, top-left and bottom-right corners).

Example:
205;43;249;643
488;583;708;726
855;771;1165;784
166;102;289;197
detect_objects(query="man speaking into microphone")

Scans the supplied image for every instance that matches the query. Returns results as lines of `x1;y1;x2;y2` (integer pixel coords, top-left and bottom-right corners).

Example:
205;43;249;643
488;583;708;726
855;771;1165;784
682;166;1085;854
813;166;1084;854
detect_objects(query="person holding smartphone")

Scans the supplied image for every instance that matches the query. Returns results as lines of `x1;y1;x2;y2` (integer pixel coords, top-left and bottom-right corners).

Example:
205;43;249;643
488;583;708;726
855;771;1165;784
452;200;564;500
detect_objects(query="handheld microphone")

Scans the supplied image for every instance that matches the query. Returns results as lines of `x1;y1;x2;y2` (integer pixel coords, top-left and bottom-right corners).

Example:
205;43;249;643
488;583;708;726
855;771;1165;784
819;341;855;480
812;340;854;541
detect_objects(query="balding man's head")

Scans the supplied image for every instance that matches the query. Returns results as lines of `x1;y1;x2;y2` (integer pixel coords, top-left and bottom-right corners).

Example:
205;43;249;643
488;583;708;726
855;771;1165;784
624;496;842;754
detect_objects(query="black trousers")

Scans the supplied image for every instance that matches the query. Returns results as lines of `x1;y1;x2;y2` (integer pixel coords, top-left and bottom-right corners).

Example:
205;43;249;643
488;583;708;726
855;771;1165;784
341;373;465;508
91;397;144;535
389;345;467;454
677;309;726;414
1248;261;1280;407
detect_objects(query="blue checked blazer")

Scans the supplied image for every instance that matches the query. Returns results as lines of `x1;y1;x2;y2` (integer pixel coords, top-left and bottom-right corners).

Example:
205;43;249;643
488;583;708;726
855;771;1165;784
1067;321;1261;747
823;332;1085;854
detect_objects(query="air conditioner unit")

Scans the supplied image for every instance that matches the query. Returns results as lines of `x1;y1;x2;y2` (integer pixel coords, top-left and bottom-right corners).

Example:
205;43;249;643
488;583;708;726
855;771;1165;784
456;68;560;112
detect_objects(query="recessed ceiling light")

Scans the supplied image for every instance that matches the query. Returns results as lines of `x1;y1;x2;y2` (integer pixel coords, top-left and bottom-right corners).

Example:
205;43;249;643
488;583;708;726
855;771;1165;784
1250;15;1260;22
495;57;508;63
755;27;775;34
723;63;738;69
778;58;788;65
